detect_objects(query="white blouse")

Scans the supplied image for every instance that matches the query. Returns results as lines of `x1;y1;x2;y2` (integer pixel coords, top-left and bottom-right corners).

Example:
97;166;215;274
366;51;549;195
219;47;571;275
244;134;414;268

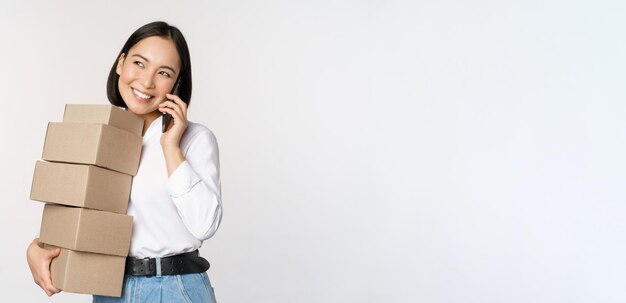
127;115;223;258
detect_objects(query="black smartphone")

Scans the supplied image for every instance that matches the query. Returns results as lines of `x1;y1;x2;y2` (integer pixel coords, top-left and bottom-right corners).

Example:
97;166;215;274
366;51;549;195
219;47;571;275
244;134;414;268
162;77;182;133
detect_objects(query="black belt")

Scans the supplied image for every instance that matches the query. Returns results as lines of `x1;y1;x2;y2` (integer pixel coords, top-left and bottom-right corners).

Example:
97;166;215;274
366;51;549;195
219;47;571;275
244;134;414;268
125;250;210;277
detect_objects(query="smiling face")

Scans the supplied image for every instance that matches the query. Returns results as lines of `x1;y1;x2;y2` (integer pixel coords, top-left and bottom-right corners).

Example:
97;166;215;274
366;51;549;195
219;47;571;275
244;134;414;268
116;36;181;122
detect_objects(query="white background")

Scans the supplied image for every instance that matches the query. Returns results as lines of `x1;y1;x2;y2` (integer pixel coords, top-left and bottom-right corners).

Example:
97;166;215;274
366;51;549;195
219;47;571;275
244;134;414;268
1;0;625;302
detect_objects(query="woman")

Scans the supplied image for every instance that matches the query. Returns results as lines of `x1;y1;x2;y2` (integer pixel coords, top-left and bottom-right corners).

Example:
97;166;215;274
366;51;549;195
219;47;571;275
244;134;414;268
26;21;222;302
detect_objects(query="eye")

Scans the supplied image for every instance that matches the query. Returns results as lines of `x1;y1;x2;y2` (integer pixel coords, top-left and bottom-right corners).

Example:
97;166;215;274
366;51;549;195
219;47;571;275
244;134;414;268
159;71;172;78
133;61;144;68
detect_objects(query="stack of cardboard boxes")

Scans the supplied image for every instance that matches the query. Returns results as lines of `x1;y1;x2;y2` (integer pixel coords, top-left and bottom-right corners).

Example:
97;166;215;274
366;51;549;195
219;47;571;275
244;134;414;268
30;104;143;297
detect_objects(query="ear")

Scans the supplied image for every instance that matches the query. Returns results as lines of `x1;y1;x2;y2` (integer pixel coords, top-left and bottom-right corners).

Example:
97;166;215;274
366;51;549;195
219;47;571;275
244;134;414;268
116;53;126;76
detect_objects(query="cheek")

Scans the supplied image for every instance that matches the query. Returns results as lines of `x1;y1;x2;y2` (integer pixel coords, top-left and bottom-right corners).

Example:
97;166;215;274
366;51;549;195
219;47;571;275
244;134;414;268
119;69;139;84
155;79;174;95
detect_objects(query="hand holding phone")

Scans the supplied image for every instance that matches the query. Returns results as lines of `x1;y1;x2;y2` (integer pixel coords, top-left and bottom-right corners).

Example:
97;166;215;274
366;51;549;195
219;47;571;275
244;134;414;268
162;77;182;133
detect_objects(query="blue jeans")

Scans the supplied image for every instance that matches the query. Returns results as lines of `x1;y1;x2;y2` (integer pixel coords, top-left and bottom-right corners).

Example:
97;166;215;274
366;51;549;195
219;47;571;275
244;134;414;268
93;273;217;303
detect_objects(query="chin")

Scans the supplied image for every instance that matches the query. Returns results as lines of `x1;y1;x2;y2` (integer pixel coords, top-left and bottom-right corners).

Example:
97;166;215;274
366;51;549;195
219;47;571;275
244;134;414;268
129;107;156;117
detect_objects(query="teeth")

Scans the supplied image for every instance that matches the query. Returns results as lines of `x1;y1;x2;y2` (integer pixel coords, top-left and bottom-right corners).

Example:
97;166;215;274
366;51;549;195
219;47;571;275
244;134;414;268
133;88;152;99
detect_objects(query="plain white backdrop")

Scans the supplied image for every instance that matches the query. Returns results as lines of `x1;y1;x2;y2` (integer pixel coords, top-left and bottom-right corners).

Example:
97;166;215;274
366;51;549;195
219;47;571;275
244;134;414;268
1;0;625;302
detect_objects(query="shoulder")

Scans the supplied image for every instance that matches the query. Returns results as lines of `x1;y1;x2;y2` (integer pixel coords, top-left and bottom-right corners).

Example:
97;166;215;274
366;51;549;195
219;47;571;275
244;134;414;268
185;121;217;141
180;121;219;151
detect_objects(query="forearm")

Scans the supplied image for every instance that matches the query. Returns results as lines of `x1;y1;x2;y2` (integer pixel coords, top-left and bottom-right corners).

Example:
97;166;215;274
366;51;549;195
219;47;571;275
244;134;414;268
162;145;185;177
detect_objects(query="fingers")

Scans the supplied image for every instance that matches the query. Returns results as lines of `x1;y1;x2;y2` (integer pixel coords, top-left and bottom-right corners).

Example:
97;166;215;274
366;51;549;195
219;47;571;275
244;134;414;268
38;281;54;297
47;248;61;258
40;275;61;296
159;96;188;141
27;239;62;296
43;248;61;296
159;106;184;123
164;95;187;117
42;247;62;295
34;262;61;296
166;93;187;111
159;100;186;121
161;98;186;114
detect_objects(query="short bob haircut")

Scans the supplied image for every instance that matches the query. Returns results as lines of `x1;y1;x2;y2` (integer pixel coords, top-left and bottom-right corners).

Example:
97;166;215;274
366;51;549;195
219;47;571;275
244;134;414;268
107;21;192;107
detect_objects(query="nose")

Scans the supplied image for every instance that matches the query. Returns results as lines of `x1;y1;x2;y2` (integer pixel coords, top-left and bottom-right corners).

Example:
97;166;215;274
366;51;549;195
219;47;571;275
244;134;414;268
139;73;155;89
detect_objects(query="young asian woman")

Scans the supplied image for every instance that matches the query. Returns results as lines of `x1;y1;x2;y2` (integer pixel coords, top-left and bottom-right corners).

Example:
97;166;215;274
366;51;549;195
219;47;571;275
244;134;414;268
26;21;222;303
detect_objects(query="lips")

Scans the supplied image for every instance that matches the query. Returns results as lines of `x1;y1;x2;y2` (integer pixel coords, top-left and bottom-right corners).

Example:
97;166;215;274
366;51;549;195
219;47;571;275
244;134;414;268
132;88;153;102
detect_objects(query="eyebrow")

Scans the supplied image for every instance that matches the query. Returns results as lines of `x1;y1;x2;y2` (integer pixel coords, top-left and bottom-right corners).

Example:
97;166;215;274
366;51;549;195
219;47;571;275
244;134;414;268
131;54;177;75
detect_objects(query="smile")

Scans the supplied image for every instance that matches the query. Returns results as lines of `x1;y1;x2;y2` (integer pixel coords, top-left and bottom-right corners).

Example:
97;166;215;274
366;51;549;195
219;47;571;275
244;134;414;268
133;88;153;100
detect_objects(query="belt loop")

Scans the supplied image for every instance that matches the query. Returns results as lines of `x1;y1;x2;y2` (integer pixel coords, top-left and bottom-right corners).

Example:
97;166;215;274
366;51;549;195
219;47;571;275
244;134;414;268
156;257;162;277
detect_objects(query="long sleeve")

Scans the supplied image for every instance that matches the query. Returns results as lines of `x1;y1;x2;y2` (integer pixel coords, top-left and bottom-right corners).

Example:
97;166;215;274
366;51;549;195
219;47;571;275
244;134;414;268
166;127;223;241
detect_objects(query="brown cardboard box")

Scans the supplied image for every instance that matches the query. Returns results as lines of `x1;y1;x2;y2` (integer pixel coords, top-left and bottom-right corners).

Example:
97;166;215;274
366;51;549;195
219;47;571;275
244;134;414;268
39;204;133;257
45;245;126;297
63;104;143;136
30;161;132;214
42;122;142;176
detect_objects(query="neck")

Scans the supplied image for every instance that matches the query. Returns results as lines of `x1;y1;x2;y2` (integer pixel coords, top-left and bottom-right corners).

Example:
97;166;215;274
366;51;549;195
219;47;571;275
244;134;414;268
141;111;161;136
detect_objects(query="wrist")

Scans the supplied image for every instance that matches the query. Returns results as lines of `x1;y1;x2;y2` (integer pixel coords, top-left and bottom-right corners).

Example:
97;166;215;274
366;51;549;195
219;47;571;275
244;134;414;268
161;144;182;155
162;147;185;177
